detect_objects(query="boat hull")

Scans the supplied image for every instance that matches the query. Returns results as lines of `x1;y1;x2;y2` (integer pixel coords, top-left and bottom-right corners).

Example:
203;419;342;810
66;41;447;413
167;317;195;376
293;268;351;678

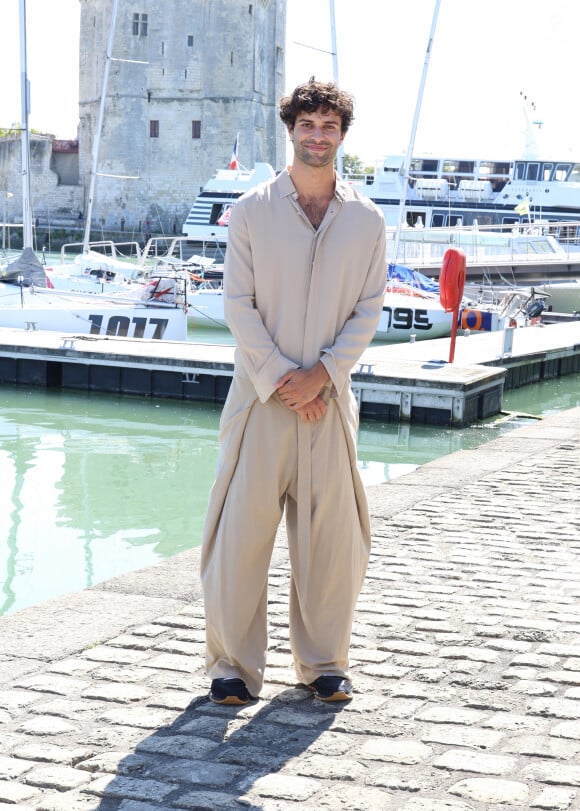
0;287;188;341
375;293;452;342
186;288;454;343
535;279;580;313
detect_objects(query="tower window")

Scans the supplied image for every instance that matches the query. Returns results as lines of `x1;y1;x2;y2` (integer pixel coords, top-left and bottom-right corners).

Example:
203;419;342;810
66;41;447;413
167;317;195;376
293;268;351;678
150;120;159;138
192;120;201;139
132;13;148;36
188;35;194;46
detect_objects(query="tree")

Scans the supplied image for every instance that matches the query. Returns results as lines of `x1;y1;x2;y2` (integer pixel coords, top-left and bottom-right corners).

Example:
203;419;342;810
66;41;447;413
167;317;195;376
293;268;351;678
0;124;44;137
0;124;22;138
340;153;374;178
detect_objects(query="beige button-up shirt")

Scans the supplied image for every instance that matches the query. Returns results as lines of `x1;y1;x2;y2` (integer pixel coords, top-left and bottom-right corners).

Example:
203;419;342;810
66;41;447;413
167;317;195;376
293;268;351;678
224;168;387;403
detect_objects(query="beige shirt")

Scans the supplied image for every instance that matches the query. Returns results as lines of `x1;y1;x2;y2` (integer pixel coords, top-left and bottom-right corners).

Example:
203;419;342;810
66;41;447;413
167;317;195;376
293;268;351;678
224;168;387;403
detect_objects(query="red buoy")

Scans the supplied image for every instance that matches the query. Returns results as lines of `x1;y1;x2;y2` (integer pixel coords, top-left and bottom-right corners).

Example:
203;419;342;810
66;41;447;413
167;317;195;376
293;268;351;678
439;247;466;312
438;248;466;363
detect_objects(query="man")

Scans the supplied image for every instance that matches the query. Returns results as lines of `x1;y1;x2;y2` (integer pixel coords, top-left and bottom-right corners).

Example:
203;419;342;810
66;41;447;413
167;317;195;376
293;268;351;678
200;78;386;705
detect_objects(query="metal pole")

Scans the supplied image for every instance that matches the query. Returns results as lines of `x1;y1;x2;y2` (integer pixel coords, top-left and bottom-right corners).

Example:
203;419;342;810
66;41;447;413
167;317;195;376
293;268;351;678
83;0;120;252
19;0;33;249
391;0;441;264
329;0;343;176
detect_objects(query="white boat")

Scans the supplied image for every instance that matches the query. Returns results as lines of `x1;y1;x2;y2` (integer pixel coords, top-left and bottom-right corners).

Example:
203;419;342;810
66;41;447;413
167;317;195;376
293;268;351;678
534;279;580;315
43;250;145;295
181;163;276;243
0;249;189;340
389;222;580;310
186;282;452;342
349;152;580;232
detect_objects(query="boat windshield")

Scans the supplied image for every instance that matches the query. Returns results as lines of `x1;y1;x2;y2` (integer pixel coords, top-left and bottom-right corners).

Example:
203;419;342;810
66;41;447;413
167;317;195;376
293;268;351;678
515;161;574;181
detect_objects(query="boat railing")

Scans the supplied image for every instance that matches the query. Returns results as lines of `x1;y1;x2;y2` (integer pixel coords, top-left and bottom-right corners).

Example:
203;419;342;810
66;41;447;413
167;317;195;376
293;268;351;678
142;235;225;267
388;220;580;267
60;240;144;263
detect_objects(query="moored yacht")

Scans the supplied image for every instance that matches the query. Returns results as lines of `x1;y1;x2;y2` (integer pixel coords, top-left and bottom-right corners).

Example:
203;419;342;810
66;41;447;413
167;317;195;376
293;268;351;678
182;163;276;243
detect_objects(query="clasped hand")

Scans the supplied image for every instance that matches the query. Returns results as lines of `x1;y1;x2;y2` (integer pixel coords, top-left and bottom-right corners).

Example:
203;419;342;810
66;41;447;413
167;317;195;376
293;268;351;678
276;363;330;424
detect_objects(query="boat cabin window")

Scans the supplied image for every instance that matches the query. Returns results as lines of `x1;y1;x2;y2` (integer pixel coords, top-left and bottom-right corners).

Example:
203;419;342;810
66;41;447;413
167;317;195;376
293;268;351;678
478;161;509;177
209;203;233;225
554;163;571;181
514;162;543;181
541;163;554;181
442;160;458;186
568;164;580;182
410;158;438;177
456;161;475;175
405;212;426;227
441;160;475;184
432;213;445;227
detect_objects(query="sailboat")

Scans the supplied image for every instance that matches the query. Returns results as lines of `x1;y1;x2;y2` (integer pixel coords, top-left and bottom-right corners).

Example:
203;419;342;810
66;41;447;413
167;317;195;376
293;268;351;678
0;0;189;341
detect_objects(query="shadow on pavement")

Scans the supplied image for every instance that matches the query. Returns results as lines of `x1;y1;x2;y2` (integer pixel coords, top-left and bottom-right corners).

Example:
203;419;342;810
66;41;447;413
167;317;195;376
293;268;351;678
88;683;347;809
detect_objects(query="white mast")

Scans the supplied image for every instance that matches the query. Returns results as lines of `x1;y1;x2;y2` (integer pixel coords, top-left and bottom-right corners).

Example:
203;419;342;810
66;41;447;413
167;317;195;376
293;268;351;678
329;0;343;176
83;0;120;252
19;0;33;249
391;0;441;265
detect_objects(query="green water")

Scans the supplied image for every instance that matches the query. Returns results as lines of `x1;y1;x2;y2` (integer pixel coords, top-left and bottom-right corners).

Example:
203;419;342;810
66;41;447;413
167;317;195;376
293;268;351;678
0;359;578;617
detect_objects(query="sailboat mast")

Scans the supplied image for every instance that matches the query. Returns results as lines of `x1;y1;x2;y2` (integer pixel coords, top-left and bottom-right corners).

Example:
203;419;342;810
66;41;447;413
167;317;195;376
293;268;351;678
329;0;343;176
83;0;120;252
391;0;441;264
19;0;33;249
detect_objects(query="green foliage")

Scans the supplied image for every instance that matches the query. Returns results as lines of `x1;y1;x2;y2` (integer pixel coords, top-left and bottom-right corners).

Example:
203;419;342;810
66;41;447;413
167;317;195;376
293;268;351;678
0;124;45;137
341;153;374;177
0;124;21;137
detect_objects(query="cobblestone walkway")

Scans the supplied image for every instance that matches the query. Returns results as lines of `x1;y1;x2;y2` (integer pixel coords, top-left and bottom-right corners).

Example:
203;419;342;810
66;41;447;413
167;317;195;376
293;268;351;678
0;407;579;811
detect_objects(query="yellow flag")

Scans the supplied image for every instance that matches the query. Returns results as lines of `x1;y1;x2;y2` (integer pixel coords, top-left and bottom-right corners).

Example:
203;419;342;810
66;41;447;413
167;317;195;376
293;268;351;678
514;199;530;216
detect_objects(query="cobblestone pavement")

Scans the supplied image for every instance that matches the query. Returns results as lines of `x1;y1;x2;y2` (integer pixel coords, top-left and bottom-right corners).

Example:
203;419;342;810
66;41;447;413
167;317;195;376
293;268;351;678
0;406;579;811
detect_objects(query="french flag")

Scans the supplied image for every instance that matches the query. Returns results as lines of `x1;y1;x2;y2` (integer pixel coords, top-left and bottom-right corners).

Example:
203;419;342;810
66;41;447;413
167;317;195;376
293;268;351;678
229;134;239;170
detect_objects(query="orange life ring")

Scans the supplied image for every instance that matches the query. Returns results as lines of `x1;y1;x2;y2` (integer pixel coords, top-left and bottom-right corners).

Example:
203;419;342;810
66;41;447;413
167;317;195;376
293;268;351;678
461;309;483;330
439;248;466;312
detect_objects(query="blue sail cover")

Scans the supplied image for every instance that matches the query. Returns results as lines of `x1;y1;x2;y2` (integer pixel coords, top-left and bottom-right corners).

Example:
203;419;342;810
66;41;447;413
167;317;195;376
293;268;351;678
387;263;439;294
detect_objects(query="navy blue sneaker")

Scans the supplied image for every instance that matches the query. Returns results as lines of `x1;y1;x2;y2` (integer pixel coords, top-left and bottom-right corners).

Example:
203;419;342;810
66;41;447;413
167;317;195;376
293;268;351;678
209;677;251;705
308;675;352;702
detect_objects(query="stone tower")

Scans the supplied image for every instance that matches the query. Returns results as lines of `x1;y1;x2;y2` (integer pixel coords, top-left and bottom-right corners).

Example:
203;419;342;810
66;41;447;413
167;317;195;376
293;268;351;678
78;0;286;236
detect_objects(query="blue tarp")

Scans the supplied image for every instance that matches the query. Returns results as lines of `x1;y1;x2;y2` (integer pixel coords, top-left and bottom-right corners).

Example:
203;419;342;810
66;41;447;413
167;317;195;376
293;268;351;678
387;263;439;294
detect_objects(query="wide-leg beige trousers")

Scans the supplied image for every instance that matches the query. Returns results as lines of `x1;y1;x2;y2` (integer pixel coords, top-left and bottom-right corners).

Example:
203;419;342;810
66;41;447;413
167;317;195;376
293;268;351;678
201;393;370;698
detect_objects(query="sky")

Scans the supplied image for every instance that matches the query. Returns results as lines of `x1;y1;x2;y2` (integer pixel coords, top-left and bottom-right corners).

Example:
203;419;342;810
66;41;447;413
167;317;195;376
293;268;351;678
1;0;580;167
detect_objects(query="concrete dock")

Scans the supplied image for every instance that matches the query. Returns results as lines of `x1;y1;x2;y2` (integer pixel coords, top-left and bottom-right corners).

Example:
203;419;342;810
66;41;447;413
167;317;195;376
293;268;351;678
0;321;578;426
0;406;578;810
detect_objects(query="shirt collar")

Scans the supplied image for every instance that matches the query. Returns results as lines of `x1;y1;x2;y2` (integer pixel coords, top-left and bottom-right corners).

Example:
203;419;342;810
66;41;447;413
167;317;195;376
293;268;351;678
276;167;354;202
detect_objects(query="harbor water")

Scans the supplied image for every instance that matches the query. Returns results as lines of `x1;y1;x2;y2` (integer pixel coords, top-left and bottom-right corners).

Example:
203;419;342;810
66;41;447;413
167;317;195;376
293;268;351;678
1;372;578;619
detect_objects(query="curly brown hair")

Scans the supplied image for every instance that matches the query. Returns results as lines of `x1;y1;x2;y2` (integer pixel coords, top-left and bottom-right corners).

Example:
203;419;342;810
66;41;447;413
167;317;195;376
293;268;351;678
279;78;354;134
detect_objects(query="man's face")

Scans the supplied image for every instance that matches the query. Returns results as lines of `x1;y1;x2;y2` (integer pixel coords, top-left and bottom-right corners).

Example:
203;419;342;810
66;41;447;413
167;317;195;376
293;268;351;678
288;108;345;169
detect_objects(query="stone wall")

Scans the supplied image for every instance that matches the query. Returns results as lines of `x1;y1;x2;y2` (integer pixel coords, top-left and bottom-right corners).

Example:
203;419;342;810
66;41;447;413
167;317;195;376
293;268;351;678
78;0;287;235
0;135;84;237
1;0;287;241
